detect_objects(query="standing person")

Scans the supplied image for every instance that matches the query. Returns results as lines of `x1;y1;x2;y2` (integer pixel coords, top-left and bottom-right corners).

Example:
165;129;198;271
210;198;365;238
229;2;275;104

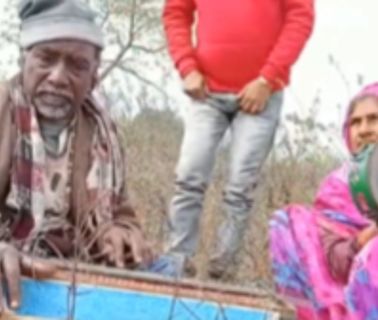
163;0;314;279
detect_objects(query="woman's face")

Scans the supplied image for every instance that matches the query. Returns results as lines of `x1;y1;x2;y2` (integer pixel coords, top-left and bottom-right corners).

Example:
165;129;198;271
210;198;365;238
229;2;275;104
349;96;378;154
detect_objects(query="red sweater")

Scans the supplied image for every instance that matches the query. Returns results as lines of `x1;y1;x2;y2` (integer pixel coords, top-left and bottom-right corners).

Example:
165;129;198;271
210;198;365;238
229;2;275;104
163;0;314;92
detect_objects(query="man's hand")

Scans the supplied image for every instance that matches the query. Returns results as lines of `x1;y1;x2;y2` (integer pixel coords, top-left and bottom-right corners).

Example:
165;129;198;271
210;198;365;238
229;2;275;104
99;226;154;269
0;243;55;314
237;77;272;114
183;70;207;100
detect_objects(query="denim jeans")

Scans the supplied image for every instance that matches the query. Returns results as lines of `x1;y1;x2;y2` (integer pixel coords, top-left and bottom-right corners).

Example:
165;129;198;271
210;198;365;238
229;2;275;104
166;92;284;270
139;253;186;278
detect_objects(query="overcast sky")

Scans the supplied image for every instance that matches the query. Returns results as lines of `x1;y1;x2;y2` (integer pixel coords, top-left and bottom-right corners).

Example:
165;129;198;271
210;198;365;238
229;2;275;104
287;0;378;122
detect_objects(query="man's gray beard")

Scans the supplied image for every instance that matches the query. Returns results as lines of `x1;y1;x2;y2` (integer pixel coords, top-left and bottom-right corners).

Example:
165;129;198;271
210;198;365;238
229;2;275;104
33;94;75;121
35;103;74;121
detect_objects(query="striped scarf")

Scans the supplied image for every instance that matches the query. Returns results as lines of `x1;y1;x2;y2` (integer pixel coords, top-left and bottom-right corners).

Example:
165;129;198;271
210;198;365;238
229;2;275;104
7;82;126;239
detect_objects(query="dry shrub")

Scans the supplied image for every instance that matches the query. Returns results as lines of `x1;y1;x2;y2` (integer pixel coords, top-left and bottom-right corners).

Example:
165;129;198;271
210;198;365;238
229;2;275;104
120;108;340;286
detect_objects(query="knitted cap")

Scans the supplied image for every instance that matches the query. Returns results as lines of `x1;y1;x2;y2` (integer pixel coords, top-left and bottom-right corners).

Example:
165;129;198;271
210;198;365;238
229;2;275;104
19;0;103;49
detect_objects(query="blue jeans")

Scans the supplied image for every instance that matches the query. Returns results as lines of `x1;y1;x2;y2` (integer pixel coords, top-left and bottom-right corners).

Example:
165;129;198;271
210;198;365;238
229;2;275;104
139;253;186;278
166;92;283;269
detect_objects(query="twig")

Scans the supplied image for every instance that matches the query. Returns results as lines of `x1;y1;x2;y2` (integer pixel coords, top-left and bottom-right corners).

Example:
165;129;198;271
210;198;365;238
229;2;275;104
118;64;169;103
99;0;138;82
132;44;166;54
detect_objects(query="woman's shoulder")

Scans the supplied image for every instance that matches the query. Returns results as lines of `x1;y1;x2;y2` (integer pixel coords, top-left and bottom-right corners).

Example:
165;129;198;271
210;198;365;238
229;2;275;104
318;163;350;189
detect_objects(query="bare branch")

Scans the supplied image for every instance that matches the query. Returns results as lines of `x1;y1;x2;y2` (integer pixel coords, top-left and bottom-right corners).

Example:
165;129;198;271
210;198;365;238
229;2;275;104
100;1;111;28
132;44;166;54
99;0;138;82
118;64;169;103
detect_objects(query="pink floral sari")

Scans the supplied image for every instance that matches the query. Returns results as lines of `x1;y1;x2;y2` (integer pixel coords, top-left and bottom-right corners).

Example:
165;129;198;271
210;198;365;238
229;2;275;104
270;83;378;320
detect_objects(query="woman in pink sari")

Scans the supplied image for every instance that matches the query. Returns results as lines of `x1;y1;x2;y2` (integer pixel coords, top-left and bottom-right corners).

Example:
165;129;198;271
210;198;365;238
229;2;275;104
270;83;378;320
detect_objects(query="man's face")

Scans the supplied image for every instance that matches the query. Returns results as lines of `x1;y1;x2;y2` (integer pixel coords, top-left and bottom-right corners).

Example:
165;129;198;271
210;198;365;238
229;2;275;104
349;96;378;154
22;40;99;121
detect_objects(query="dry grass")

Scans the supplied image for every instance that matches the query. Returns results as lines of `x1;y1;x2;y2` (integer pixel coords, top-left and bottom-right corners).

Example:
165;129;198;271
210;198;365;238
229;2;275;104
120;108;339;287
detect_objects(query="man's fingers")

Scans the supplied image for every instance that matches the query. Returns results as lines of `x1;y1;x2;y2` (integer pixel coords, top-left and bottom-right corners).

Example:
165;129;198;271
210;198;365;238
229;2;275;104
100;242;116;264
2;247;20;309
129;232;155;267
186;85;207;100
244;101;254;113
0;268;5;314
253;100;268;114
141;245;154;267
197;90;207;100
241;99;266;114
187;90;202;100
248;102;261;114
199;85;209;99
237;92;244;101
128;233;145;266
240;93;257;111
133;236;154;267
238;98;247;110
113;234;126;268
191;90;201;100
20;256;56;279
240;98;254;112
238;94;248;109
257;103;266;113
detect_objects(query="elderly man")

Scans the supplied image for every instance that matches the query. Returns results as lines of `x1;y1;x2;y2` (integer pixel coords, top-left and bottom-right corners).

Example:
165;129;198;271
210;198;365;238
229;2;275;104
0;0;182;313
